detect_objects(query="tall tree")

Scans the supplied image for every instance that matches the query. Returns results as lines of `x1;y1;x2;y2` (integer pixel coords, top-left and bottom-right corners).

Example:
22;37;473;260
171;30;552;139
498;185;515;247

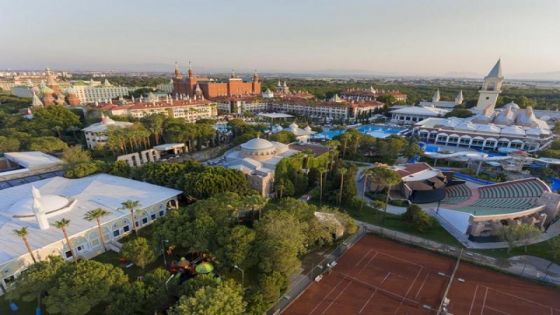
54;218;76;262
141;113;166;145
169;279;246;315
368;166;401;223
84;208;110;252
120;200;141;235
318;167;327;204
337;167;348;206
13;227;37;263
121;237;156;269
32;105;81;138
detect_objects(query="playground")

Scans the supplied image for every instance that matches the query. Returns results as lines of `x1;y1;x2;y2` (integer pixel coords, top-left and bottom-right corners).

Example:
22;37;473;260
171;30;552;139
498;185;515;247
283;235;560;315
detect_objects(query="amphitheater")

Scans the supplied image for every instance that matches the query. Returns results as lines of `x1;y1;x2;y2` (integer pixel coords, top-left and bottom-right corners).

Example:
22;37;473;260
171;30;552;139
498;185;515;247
436;178;560;241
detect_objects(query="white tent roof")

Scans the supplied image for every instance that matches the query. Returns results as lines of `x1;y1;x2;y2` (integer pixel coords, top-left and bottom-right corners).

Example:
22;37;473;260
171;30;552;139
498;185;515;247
4;152;63;170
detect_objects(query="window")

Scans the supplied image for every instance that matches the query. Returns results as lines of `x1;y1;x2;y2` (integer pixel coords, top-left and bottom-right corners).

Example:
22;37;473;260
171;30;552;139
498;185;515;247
142;217;148;224
113;230;120;237
159;210;165;217
151;214;156;220
65;250;73;258
77;245;84;252
3;275;15;286
123;225;130;233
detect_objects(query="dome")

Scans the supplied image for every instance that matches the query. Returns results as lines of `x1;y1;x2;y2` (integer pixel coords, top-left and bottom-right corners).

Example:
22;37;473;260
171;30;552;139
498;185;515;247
494;107;516;125
476;124;501;133
504;102;520;111
289;122;299;130
456;121;477;131
500;125;525;136
304;126;312;132
241;137;275;151
8;194;73;219
515;107;546;128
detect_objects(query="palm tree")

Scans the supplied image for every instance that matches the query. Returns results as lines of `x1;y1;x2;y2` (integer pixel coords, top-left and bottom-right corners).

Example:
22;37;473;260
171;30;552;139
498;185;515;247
120;200;141;235
360;167;375;211
338;167;348;206
54;218;76;262
84;208;110;252
13;227;37;263
368;166;401;224
318;167;327;204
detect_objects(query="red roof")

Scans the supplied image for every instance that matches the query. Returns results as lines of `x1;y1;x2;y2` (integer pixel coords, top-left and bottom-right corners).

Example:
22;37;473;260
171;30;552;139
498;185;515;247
98;99;213;111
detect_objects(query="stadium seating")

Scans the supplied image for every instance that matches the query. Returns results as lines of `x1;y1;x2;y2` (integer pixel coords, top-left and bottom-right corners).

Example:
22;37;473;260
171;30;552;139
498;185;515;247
442;184;471;204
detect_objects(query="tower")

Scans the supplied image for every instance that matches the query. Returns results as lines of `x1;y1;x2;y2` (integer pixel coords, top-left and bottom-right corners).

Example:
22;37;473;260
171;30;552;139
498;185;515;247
432;89;440;102
455;90;464;105
252;70;260;93
476;59;503;111
32;186;50;230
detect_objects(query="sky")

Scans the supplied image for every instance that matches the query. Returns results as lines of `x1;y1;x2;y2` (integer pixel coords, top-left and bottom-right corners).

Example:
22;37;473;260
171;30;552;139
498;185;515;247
1;0;559;77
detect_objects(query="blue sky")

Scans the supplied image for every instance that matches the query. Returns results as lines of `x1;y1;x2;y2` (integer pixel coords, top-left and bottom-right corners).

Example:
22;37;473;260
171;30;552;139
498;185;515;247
0;0;559;76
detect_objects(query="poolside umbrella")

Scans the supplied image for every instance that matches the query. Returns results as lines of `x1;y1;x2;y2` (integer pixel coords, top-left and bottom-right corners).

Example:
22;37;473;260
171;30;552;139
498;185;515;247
178;257;189;269
195;262;214;274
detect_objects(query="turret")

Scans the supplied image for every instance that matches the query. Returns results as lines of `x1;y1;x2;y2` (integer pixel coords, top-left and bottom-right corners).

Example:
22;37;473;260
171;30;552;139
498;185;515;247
432;89;440;102
476;59;504;111
32;186;50;230
455;90;464;105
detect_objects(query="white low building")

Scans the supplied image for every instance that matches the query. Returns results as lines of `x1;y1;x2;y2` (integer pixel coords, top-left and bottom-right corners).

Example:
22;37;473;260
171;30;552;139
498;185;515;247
72;80;129;104
0;152;64;183
0;173;181;291
82;115;133;149
270;122;315;143
418;89;464;109
390;105;449;125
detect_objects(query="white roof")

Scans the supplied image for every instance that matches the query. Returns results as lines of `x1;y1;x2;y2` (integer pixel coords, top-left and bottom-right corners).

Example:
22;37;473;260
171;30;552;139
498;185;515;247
257;113;294;119
390;106;448;116
0;174;181;264
82;116;132;133
4;152;63;170
401;169;442;182
153;143;185;151
241;138;275;151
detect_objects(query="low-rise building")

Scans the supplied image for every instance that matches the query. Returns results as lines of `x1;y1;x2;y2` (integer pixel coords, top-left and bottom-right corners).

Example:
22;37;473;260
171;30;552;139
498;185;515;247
390;105;449;125
0;173;181;291
82;115;133;149
72;79;129;104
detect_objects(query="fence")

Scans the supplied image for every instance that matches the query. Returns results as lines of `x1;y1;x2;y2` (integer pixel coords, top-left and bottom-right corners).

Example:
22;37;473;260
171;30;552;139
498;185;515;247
270;226;368;315
363;223;560;286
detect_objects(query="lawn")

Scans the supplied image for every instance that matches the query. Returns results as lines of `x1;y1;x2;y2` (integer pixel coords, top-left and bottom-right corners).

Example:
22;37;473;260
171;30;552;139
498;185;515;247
474;236;560;265
345;205;463;247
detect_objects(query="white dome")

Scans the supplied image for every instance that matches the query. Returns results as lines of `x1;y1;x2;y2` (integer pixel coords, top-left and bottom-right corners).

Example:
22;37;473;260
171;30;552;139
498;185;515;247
241;138;275;151
504;102;520;111
289;122;299;129
8;194;73;218
456;121;477;131
304;125;312;132
476;124;501;133
494;107;516;125
500;125;525;136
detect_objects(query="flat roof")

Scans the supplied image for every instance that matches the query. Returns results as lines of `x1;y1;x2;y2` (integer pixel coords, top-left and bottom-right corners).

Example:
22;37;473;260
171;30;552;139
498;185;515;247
0;173;182;264
4;152;63;170
257;112;294;118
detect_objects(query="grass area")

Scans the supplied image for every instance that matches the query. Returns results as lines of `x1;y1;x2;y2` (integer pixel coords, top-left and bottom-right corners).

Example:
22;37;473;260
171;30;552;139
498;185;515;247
474;236;559;265
345;205;462;247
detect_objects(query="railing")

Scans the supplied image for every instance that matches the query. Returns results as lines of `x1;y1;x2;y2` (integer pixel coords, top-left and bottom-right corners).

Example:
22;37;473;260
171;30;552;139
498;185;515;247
452;172;495;185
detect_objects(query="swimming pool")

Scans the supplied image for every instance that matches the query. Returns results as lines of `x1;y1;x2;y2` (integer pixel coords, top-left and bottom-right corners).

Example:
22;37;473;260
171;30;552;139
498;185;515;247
313;124;405;140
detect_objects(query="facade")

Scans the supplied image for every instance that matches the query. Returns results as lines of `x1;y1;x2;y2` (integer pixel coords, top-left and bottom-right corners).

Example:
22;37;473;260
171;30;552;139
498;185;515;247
413;60;554;152
390;105;449;125
214;96;268;114
340;86;407;103
437;178;560;242
98;95;218;122
172;63;261;99
269;97;384;121
0;173;181;291
82;115;133;149
418;89;464;109
72;79;129;104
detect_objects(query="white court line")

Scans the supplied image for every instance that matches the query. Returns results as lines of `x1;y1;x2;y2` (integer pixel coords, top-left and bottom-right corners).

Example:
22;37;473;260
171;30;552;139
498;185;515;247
309;276;348;315
359;272;391;314
354;249;373;267
394;266;424;314
486;286;557;311
468;284;479;315
375;251;424;268
480;287;488;315
321;279;353;315
414;272;430;299
484;306;511;315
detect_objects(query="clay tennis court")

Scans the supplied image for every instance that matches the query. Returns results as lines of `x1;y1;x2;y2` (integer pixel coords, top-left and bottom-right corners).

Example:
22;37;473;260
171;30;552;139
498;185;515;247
283;235;560;315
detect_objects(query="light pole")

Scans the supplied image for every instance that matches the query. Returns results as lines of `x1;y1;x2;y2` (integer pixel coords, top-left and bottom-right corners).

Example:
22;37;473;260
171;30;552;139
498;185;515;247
161;239;169;268
233;264;244;285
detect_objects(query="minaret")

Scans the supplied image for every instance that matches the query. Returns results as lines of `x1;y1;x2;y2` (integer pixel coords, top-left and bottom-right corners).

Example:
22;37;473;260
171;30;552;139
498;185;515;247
432;89;440;102
174;62;182;79
31;186;50;230
476;59;503;111
455;90;464;105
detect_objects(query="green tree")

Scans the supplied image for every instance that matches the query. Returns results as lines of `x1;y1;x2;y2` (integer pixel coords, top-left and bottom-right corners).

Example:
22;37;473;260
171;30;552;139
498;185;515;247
337;167;348;206
121;237;156;269
0;135;21;151
84;208;110;252
44;260;128;315
402;204;434;232
269;130;296;144
54;218;75;261
141;113;166;145
13;227;37;263
33;105;81;138
368;166;401;223
169;279;246;315
28;136;68;152
444;106;475;118
499;224;542;253
254;210;307;275
258;271;288;308
6;256;65;302
214;225;256;268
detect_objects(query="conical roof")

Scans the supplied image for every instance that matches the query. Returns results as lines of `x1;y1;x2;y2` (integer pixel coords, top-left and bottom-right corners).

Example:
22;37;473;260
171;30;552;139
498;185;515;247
487;59;503;78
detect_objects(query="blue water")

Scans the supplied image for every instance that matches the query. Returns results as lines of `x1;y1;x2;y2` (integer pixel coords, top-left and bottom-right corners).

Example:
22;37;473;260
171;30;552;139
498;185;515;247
313;124;404;140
